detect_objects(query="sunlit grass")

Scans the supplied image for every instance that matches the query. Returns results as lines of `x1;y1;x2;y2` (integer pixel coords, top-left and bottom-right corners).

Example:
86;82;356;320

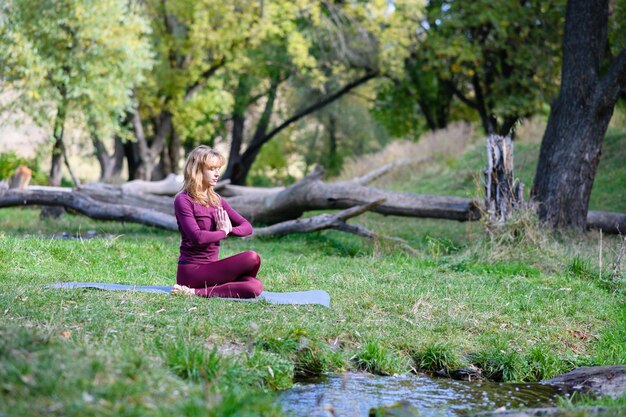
1;126;625;415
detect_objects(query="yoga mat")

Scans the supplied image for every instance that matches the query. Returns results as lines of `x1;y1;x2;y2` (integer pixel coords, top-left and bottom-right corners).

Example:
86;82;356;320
47;282;330;307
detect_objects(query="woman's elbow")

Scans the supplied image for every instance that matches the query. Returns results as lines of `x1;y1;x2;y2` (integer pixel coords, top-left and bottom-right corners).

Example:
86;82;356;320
241;225;254;237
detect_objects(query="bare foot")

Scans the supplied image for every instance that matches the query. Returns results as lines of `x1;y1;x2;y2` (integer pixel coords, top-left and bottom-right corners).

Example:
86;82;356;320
172;284;196;296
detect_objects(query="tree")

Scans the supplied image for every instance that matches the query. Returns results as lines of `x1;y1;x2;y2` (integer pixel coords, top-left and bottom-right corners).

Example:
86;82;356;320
0;0;152;186
373;54;456;139
531;0;626;231
127;0;276;181
378;0;565;138
221;0;419;185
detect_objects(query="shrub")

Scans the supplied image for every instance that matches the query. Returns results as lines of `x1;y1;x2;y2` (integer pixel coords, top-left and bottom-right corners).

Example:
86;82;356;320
524;344;571;381
257;328;345;379
568;255;596;280
470;344;529;382
411;341;462;373
353;339;406;376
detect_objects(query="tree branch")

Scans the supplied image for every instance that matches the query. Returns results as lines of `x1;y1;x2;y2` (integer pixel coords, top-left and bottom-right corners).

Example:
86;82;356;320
242;71;378;158
596;47;626;111
451;82;479;110
184;59;227;100
131;109;149;156
253;199;385;237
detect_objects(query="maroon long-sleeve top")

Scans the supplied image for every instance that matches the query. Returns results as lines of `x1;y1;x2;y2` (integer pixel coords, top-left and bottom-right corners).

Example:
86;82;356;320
174;191;253;264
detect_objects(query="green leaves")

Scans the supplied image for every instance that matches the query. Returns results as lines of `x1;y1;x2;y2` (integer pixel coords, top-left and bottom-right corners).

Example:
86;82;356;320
1;0;153;139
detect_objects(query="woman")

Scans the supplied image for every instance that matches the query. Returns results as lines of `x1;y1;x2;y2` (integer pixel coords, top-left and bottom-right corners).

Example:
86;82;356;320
171;145;263;298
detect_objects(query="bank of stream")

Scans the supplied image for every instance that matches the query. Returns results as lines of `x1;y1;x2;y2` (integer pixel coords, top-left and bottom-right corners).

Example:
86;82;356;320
278;372;565;416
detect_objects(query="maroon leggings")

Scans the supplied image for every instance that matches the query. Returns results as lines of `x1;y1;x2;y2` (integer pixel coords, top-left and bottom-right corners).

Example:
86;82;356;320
176;251;263;298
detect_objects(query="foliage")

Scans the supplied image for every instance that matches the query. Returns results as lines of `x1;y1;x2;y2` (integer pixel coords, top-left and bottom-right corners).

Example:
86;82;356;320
245;350;294;390
215;0;421;183
470;340;529;382
376;0;565;136
291;90;392;178
135;0;259;146
0;0;152;141
248;137;296;186
557;391;626;411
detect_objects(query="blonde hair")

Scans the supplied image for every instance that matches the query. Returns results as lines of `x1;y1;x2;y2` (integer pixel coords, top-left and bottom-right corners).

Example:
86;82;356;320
181;145;226;207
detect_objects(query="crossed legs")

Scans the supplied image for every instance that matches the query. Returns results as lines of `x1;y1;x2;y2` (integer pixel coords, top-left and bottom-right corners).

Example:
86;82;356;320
175;251;263;298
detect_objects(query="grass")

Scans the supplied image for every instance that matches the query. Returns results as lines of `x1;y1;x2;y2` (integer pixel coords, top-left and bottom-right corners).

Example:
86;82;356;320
1;123;625;415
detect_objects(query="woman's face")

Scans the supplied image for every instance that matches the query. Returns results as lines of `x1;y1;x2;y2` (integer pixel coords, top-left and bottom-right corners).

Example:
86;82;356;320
202;165;221;188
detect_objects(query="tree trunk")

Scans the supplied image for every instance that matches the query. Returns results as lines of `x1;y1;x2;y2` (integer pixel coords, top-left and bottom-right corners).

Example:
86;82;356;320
224;113;245;181
9;166;32;189
41;98;68;218
531;0;626;231
224;76;251;181
229;79;279;185
88;115;117;182
168;128;181;175
131;109;172;181
124;138;141;181
484;135;524;227
325;114;342;176
93;136;113;182
112;136;125;179
159;140;171;178
48;101;66;187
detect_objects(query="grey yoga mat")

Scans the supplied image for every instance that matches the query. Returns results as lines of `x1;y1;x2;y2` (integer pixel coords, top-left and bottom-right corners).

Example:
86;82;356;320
47;282;330;307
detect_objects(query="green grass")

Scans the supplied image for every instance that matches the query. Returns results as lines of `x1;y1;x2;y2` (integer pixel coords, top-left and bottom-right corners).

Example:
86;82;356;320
1;128;625;415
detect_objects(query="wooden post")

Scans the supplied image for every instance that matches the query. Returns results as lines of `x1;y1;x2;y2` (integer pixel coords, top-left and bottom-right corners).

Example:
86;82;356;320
9;165;32;190
484;135;524;226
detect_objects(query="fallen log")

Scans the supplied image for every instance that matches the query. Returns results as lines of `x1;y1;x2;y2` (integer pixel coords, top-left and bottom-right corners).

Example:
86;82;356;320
587;211;626;234
253;199;386;237
252;199;418;254
542;365;626;399
216;160;404;198
0;187;177;230
225;166;483;224
42;165;484;225
1;164;624;234
0;188;408;246
120;173;230;195
77;182;174;214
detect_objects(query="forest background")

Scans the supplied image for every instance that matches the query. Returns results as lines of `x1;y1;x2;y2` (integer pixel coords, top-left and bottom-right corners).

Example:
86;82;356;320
1;0;626;416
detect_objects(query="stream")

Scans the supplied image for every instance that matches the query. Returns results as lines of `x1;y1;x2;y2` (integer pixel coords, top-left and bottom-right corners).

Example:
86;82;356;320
278;372;565;416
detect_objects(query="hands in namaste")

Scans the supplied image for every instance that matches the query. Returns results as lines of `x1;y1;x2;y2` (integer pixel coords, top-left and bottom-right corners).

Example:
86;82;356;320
216;206;232;235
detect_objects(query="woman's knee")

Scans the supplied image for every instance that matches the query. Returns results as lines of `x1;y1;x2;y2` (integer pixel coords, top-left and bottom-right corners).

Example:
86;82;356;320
243;250;261;269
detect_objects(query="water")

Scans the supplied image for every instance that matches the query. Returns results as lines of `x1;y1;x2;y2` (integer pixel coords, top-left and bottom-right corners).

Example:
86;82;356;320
278;372;564;416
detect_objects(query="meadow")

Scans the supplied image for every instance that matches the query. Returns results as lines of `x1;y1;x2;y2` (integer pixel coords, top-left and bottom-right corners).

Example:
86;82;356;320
1;123;625;416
